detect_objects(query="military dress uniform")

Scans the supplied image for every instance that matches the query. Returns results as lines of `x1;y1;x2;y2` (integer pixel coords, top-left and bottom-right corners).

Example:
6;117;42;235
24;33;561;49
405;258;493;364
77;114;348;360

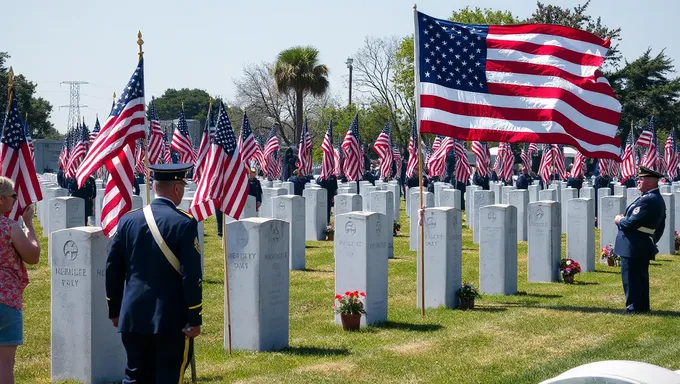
106;164;202;383
614;167;666;314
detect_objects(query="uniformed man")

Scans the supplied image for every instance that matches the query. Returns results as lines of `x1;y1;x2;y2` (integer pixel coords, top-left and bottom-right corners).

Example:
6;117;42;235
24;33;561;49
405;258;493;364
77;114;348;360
614;166;666;315
106;163;202;383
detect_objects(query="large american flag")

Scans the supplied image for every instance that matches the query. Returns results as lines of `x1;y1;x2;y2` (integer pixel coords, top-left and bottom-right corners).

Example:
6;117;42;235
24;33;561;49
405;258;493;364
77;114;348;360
190;102;249;221
334;135;343;178
406;120;419;178
621;129;637;180
237;113;264;170
0;91;42;221
262;125;280;179
296;119;313;176
171;108;196;164
66;123;90;179
471;141;490;177
373;122;393;180
147;101;164;165
320;120;335;179
342;115;363;181
415;11;621;160
193;103;213;185
453;139;470;182
664;130;678;179
75;59;146;237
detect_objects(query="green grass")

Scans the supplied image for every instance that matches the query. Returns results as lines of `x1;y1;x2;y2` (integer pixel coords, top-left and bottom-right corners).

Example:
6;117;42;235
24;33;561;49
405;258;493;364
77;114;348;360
16;201;680;383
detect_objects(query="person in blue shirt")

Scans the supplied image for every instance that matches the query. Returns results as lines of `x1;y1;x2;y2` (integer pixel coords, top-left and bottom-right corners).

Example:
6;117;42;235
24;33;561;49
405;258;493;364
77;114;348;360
288;170;305;196
614;166;666;315
106;163;202;383
515;165;530;190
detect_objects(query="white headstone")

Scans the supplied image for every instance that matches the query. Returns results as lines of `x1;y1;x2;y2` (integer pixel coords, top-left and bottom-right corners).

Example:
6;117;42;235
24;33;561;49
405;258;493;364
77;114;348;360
334;212;388;326
599;196;626;262
580;187;595;200
440;188;461;210
51;227;125;383
528;201;561;282
466;185;481;225
627;188;641;207
472;190;495;244
479;205;517;295
383;183;401;222
272;196;306;270
502;186;514;204
434;182;451;207
407;187;419;217
539;189;557;202
43;187;69;228
410;191;434;250
566;198;595;272
281;181;294;195
334;194;362;219
658;193;675;255
243;195;257;219
508;190;529;242
264;180;273;188
597;188;611;228
48;197;85;237
94;188;106;227
303;187;328;241
371;191;394;259
261;187;286;218
674;191;680;236
131;195;143;211
614;184;626;196
417;207;462;309
561;188;578;234
660;185;672;194
492;183;503;204
360;186;378;211
528;184;540;203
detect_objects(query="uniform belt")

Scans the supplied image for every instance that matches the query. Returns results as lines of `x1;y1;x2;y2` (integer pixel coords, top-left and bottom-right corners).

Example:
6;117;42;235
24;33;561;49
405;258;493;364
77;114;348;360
638;226;655;235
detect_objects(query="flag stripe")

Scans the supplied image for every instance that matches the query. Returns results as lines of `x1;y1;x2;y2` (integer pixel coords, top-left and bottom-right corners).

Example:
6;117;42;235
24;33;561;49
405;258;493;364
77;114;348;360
486;39;604;67
487;25;610;51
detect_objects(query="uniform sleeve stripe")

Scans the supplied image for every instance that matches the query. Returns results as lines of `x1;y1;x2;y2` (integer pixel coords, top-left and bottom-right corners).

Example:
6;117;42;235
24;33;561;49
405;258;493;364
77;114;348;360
106;297;110;301
188;303;202;310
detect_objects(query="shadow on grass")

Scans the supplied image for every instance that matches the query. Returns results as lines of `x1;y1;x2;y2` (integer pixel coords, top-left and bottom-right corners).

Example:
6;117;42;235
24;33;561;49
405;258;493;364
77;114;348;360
516;291;563;299
281;346;350;357
574;281;599;285
465;306;508;312
372;321;444;332
303;268;333;273
204;279;223;285
537;305;680;317
593;270;621;275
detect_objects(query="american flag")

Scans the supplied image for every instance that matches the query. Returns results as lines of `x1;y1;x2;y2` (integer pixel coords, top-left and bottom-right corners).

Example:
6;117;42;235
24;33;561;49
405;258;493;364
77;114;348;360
552;144;567;180
162;131;172;164
471;141;490;177
640;118;658;171
320;120;335;179
58;133;69;170
0;90;42;221
393;145;402;178
24;118;34;163
171;107;196;164
296;119;313;176
193;103;214;185
453;139;470;182
428;136;453;177
427;135;443;173
636;118;654;148
528;143;538;155
237;112;264;170
342;115;363;181
190;102;249;221
334;135;343;178
520;143;531;172
406;121;419;178
621;129;637;180
134;139;146;175
270;150;282;180
415;11;621;159
262;125;280;179
90;116;101;146
538;144;553;184
147;100;164;165
75;59;146;237
571;149;586;178
66;123;89;179
373;122;393;179
499;142;514;182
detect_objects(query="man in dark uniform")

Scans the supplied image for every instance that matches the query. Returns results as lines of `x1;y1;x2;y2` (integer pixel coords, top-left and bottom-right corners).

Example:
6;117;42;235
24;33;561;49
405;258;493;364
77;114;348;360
614;166;666;315
68;175;97;224
515;165;530;190
106;163;202;383
288;170;305;196
317;174;338;224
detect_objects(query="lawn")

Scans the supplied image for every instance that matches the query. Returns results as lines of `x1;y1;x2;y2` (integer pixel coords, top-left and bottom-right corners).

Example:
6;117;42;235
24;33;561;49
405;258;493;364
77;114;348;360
16;200;680;383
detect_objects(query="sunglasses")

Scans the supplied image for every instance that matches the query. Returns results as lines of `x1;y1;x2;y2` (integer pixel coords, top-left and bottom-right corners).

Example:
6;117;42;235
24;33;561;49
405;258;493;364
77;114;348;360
6;193;17;199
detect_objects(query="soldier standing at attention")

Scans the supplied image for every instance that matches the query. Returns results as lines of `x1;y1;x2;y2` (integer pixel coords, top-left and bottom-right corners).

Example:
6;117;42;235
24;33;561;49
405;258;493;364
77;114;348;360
106;163;202;383
614;166;666;315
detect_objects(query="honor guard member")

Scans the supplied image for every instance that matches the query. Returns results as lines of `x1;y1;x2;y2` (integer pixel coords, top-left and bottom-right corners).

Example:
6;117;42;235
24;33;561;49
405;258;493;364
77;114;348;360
614;166;666;315
106;163;202;383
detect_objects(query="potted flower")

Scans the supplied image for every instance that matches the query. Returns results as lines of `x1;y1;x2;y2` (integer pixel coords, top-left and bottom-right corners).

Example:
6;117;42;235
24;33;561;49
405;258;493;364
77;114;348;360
600;244;620;267
675;231;680;252
326;223;335;241
456;283;481;310
334;291;366;330
393;221;401;236
559;258;582;284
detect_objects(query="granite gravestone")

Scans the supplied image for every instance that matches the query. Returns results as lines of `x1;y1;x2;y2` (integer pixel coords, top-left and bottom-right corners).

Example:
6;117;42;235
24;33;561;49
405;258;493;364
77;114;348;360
48;197;85;236
43;187;69;230
94;188;106;227
597;188;611;228
538;189;557;201
658;193;674;255
334;194;362;219
580;187;595;200
472;190;495;244
627;188;641;208
566;198;595;272
334;212;388;326
417;207;462;309
51;227;125;383
599;196;625;262
225;218;289;351
272;195;306;270
614;185;625;197
527;201;561;282
561;188;578;234
492;183;503;204
371;190;395;259
440;188;461;210
479;205;518;295
131;195;143;211
502;186;514;204
528;184;540;203
360;186;378;211
674;191;680;236
384;183;401;221
508;189;529;242
465;185;481;225
303;187;328;241
243;195;257;219
261;187;286;218
660;185;672;194
410;191;434;251
281;181;294;195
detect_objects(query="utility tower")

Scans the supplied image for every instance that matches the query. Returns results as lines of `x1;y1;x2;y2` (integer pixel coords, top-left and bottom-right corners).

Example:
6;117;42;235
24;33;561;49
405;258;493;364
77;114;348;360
59;81;88;130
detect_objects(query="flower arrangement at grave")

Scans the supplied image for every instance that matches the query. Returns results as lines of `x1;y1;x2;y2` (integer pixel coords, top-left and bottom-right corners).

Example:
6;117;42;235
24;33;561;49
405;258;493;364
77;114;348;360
325;222;335;241
600;244;620;267
456;282;481;310
334;291;366;330
675;231;680;252
559;258;582;284
393;221;401;236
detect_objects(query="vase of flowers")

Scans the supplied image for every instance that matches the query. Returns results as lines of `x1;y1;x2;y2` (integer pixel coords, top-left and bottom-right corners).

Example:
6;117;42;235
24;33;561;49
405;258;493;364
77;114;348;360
393;221;401;236
559;258;582;284
456;283;481;310
675;231;680;253
334;291;366;331
326;223;335;241
600;244;620;266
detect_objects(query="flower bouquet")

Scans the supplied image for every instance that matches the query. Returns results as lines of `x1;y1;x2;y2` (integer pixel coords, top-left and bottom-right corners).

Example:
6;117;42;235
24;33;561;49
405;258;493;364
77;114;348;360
456;282;481;310
600;244;620;267
393;221;401;236
326;222;335;241
675;231;680;253
559;258;581;284
334;291;366;330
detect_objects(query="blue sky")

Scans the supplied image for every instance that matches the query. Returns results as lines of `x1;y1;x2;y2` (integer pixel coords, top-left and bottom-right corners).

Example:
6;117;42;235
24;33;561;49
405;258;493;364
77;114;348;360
4;0;677;133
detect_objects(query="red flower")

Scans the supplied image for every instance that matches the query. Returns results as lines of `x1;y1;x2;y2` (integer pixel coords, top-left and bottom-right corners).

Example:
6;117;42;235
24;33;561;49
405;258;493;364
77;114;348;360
345;291;351;296
359;292;366;297
353;290;359;297
335;294;342;300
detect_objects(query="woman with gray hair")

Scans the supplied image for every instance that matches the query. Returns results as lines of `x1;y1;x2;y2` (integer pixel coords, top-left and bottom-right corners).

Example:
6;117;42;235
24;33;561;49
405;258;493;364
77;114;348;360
0;176;40;383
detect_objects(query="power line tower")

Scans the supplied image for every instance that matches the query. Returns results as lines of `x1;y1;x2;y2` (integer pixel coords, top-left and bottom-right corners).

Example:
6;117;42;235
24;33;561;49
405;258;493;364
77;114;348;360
59;81;89;130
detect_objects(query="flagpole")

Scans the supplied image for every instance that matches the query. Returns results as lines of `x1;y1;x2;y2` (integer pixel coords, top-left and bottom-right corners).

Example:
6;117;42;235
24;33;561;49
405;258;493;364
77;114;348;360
136;31;151;205
413;3;426;318
6;68;13;114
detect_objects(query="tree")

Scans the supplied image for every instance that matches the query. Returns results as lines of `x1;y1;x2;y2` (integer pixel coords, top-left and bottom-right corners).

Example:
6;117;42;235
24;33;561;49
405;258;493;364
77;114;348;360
0;52;60;139
526;1;622;68
273;46;330;143
607;49;680;139
393;7;519;129
149;88;219;122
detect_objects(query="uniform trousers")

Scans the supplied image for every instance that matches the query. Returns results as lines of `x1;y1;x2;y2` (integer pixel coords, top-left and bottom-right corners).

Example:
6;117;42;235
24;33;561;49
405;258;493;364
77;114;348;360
620;256;650;312
121;332;193;384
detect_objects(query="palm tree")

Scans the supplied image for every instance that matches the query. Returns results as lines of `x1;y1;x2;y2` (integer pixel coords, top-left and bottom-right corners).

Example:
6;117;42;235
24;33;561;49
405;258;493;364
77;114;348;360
274;46;329;142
